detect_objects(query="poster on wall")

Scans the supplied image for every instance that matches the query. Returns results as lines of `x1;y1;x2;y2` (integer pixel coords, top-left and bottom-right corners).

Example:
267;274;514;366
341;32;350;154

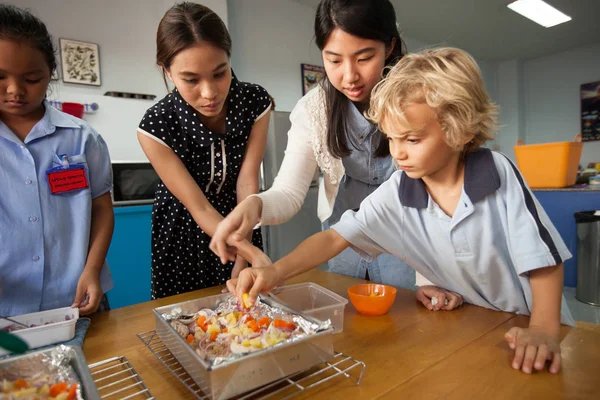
59;38;101;86
301;63;325;95
581;80;600;141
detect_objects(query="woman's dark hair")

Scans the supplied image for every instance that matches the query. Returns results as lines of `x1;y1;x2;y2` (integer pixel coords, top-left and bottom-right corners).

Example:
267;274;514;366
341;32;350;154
156;1;231;89
315;0;406;158
0;4;56;75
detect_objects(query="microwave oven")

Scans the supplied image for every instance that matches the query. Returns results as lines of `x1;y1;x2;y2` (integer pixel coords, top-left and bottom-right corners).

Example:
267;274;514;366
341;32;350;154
111;161;160;206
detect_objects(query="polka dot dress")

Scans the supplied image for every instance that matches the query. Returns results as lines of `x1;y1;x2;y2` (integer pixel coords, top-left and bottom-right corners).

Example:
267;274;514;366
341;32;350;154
138;72;271;299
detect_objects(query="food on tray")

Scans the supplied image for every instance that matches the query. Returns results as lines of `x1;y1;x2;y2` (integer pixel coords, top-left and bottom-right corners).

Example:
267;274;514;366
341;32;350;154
0;379;78;400
241;293;252;309
171;311;298;358
0;346;83;400
167;296;319;362
1;315;75;333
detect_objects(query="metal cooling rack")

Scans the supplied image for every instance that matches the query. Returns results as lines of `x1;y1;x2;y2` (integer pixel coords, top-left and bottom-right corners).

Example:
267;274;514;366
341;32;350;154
136;330;365;399
89;355;154;399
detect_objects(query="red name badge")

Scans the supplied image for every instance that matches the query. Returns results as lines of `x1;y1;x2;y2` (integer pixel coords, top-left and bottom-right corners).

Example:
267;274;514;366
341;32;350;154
47;167;89;194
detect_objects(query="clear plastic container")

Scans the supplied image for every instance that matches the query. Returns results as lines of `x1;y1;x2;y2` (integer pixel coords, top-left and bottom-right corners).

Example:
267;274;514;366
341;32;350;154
269;283;348;334
0;307;79;356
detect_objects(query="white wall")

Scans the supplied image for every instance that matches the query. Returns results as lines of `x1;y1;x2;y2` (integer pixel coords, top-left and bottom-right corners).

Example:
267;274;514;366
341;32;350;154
524;42;600;167
7;0;228;161
492;60;524;160
227;0;321;112
227;0;435;113
488;42;600;166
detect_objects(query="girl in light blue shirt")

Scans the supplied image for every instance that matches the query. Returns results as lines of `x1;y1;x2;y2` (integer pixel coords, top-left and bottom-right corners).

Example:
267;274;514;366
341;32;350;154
0;5;114;316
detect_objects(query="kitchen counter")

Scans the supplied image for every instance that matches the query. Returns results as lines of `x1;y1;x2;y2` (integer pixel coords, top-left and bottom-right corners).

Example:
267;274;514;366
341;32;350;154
84;269;600;399
532;189;600;287
533;186;599;192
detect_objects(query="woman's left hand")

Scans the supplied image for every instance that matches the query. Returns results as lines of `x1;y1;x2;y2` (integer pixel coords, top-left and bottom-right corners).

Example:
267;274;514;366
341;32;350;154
231;256;248;279
72;268;103;315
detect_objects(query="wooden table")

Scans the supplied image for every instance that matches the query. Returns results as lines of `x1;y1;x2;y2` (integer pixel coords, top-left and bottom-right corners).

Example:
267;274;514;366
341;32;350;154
84;270;600;399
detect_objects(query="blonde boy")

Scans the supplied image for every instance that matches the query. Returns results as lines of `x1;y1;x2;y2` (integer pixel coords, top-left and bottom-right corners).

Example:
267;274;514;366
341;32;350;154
226;48;574;375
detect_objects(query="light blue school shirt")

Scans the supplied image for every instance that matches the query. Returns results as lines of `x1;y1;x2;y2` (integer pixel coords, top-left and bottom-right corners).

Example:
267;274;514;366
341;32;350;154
324;101;415;289
0;102;114;316
332;149;575;326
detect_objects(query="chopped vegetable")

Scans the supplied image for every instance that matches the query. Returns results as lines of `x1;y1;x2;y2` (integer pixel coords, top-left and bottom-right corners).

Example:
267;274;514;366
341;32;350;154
13;379;28;390
242;293;252;308
49;382;69;397
272;319;296;330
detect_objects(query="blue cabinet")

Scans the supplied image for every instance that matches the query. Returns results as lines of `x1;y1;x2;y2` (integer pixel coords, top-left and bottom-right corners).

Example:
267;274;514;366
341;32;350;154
533;190;600;287
105;205;153;308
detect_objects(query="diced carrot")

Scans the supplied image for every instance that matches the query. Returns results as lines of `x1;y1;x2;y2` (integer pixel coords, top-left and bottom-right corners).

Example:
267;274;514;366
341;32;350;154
210;331;218;341
49;382;69;396
186;334;194;344
273;319;296;330
67;384;78;400
196;315;206;327
272;319;286;328
258;317;270;327
247;320;259;332
243;313;255;322
222;328;228;333
14;379;29;389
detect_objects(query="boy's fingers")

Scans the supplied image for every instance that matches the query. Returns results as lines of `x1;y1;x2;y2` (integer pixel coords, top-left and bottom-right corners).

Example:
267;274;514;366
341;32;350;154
549;352;561;374
444;293;461;310
248;278;262;306
433;293;446;310
504;327;519;349
236;269;254;302
416;288;433;310
512;343;526;370
534;344;548;371
521;345;538;374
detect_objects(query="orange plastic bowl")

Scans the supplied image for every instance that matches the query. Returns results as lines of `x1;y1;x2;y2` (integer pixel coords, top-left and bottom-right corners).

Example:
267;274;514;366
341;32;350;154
347;283;397;316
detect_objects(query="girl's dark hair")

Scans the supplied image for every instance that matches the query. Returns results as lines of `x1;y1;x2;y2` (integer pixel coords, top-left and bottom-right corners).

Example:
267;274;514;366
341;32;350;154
156;1;231;89
315;0;406;159
0;4;56;75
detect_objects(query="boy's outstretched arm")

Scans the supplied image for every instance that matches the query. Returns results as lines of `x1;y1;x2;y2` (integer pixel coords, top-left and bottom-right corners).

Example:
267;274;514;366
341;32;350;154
505;263;564;374
226;229;351;306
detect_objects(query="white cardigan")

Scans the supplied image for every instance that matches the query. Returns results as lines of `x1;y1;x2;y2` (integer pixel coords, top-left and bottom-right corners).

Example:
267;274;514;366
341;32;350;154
256;86;344;224
255;87;426;286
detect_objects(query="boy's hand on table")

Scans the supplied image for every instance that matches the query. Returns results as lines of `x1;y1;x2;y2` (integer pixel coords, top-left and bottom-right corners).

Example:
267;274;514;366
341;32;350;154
504;325;561;374
416;285;463;311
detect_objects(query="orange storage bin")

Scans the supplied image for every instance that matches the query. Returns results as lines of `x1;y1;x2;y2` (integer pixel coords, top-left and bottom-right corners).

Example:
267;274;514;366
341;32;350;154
514;134;583;188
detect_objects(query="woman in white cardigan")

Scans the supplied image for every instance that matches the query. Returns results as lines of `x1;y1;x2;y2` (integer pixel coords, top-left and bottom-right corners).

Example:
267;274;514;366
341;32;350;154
211;0;415;289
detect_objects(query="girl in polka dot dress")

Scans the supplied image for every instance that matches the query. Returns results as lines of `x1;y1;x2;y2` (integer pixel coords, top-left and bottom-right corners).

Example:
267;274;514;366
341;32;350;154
137;2;271;299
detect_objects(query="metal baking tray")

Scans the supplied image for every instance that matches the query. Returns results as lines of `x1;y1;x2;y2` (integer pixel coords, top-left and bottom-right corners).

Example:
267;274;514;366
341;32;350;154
0;345;101;400
153;293;335;400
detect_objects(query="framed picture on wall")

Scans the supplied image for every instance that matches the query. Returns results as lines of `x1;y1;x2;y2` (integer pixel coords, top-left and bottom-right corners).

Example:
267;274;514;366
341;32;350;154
581;80;600;141
301;63;325;95
59;38;101;86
